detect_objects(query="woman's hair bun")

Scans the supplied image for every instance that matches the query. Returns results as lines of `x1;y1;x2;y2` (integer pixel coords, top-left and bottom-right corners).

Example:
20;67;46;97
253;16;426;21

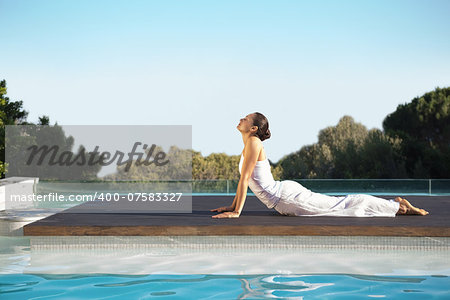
252;112;271;141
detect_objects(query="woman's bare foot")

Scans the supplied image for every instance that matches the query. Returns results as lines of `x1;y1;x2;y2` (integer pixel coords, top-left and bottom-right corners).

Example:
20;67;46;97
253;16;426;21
395;197;429;215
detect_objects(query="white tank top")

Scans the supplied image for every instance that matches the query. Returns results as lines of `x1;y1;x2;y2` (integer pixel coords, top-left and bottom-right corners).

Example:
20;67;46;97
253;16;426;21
238;153;283;209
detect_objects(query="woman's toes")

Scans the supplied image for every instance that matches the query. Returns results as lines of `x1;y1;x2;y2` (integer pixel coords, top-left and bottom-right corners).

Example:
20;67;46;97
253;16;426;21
419;209;429;215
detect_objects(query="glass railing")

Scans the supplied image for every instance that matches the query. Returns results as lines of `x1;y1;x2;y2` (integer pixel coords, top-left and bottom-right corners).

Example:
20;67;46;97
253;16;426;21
36;179;450;196
292;179;450;195
4;179;442;210
191;179;450;195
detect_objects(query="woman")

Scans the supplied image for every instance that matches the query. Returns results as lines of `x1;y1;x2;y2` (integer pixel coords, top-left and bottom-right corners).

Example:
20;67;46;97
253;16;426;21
211;112;429;218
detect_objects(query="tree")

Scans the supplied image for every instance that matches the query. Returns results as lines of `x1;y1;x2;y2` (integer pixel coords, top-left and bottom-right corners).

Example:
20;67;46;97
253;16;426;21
318;116;368;178
276;116;406;179
0;80;29;178
0;79;102;179
383;87;450;178
358;129;407;178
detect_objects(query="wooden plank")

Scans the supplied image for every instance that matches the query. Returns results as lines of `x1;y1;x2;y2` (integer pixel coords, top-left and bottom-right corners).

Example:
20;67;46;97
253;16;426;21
23;195;450;237
23;225;449;237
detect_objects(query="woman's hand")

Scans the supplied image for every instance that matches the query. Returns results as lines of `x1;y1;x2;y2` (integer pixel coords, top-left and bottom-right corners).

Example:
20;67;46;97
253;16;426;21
210;206;234;213
211;211;240;218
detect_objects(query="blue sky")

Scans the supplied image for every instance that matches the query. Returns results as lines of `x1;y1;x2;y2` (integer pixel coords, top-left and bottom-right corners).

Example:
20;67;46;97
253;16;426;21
2;0;449;162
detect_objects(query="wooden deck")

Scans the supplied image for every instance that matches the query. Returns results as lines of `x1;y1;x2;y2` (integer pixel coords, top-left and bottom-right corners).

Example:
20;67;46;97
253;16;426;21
23;195;449;237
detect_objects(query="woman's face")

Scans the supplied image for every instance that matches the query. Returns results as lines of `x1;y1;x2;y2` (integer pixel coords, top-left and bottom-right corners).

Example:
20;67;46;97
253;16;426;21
237;114;255;132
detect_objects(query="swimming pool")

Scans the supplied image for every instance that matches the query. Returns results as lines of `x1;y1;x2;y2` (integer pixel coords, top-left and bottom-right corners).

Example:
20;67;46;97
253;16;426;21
1;235;449;299
1;273;448;299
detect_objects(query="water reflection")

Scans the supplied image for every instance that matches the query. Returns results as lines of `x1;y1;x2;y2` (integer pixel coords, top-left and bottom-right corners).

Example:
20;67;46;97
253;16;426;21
238;275;334;299
0;273;447;299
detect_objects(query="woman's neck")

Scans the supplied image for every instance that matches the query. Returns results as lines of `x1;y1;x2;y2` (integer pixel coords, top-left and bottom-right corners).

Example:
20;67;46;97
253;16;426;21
241;132;255;145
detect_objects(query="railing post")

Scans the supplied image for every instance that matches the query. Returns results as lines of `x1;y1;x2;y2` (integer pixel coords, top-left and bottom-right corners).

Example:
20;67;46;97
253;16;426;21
227;180;229;194
429;179;432;195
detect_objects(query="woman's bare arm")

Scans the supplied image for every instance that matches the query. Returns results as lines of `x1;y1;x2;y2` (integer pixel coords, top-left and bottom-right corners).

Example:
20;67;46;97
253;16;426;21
211;138;261;218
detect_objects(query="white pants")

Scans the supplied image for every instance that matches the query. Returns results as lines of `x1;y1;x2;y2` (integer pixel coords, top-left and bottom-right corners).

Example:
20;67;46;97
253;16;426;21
274;180;401;217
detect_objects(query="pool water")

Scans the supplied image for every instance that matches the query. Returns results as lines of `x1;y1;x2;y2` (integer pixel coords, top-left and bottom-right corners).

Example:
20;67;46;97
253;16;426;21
1;273;449;299
1;235;450;299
